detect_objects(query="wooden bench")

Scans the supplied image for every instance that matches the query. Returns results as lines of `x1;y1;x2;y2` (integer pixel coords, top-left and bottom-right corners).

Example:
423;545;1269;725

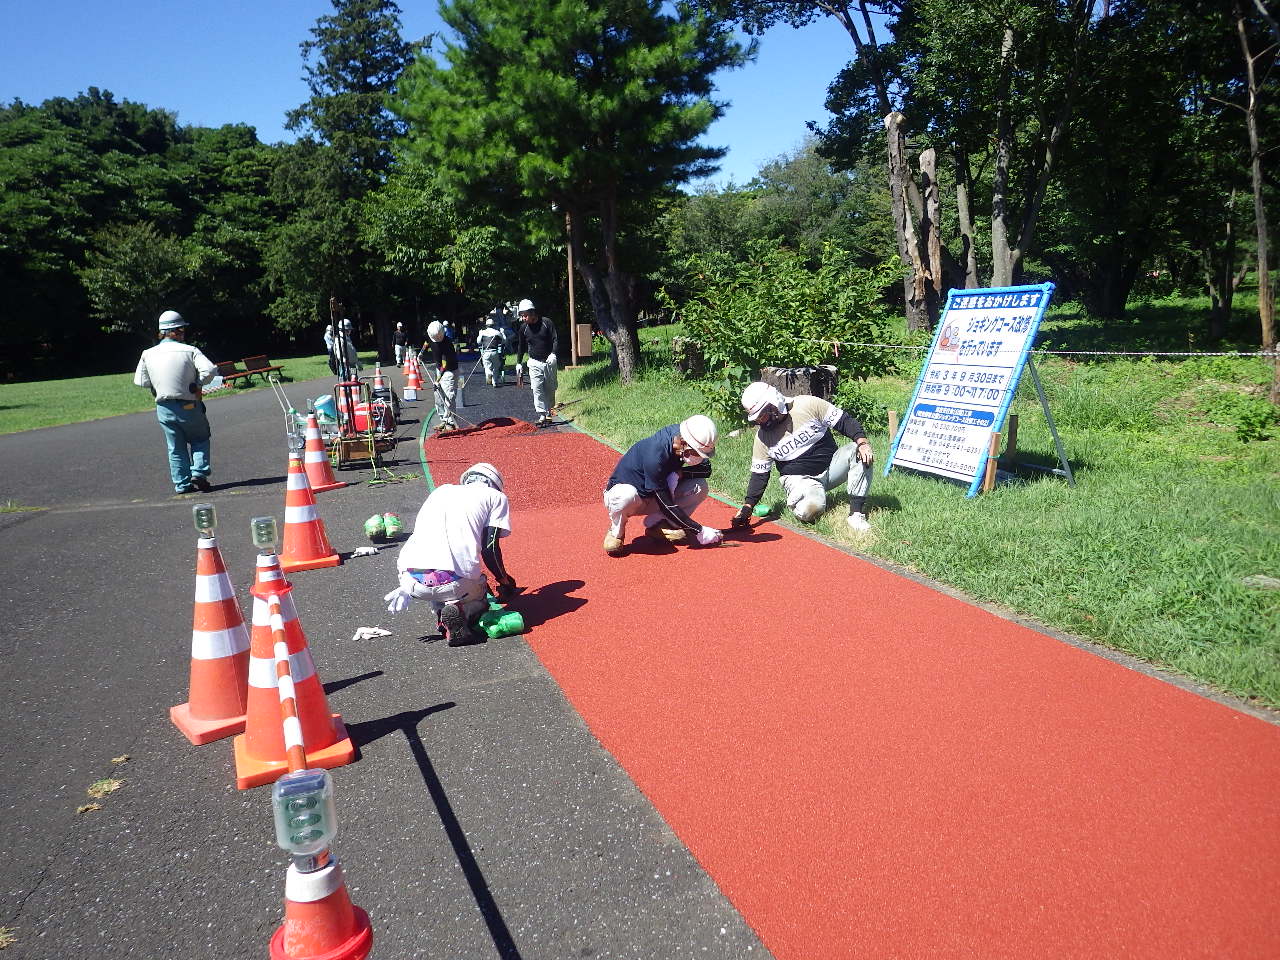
215;360;253;385
239;355;284;382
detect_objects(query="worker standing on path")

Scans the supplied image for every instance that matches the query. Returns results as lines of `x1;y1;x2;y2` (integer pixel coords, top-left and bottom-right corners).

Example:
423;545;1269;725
393;321;407;366
384;463;517;647
476;314;505;387
730;382;875;533
602;415;722;556
422;320;458;432
336;318;361;380
133;310;217;494
513;298;558;426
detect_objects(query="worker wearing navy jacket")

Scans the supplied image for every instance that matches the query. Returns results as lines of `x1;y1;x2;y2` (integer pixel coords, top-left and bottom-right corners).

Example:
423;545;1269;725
602;415;722;556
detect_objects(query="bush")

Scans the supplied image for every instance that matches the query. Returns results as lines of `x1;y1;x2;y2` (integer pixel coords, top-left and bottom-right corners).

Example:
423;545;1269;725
662;240;900;383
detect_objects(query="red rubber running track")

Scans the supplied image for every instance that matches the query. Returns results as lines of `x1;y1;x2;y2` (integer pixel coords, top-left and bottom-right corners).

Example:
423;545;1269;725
427;419;1280;959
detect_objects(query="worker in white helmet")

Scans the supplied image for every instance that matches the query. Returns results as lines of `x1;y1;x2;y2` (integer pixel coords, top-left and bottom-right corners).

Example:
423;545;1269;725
476;313;506;387
393;321;407;366
333;318;360;379
602;415;722;556
422;320;458;432
384;462;517;646
133;310;218;494
731;382;874;532
513;298;559;426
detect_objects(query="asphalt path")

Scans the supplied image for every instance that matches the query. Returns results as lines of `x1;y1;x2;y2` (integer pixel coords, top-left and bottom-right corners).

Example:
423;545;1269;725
0;357;771;960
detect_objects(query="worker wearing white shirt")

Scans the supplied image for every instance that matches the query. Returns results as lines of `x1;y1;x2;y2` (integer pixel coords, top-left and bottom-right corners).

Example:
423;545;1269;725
134;310;217;494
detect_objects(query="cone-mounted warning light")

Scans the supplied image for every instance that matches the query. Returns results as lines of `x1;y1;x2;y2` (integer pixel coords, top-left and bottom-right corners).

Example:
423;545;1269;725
273;768;338;859
192;503;217;536
251;515;279;554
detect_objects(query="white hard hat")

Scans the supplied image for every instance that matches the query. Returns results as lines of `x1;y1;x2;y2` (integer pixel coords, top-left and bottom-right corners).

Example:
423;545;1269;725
342;318;352;328
396;321;403;328
158;310;186;331
459;462;504;493
679;415;717;458
518;299;536;313
742;382;788;422
427;321;444;342
484;315;495;326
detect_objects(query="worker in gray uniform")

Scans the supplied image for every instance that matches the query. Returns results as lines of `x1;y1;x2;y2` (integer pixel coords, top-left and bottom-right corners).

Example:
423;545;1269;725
133;310;218;494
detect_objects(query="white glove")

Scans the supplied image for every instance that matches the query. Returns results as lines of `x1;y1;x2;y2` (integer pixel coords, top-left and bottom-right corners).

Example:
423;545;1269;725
383;587;411;614
546;353;557;367
696;525;722;546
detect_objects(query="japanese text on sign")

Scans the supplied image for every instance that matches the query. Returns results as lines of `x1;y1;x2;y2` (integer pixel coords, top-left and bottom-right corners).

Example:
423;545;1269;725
887;284;1054;495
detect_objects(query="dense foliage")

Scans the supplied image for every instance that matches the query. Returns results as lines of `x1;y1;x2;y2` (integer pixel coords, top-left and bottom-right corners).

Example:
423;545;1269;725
0;0;1274;396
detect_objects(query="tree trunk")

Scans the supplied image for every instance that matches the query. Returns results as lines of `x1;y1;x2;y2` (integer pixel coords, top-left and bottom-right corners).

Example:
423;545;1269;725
990;28;1017;287
1236;1;1275;356
955;144;980;288
885;112;930;330
568;195;640;383
920;147;943;320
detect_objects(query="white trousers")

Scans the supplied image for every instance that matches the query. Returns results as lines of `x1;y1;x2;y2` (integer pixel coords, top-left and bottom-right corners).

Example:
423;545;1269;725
433;370;456;425
603;478;708;538
528;357;557;416
397;571;488;621
481;349;503;384
779;443;871;522
394;344;405;365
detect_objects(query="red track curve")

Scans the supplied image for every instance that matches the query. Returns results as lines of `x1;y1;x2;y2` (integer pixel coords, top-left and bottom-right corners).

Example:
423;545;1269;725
426;419;1280;959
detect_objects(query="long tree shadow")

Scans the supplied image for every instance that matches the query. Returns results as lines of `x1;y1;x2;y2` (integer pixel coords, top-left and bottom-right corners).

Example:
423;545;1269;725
346;704;524;960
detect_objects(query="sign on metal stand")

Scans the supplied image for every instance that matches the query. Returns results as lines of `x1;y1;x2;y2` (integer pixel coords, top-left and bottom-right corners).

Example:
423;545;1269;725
885;283;1071;496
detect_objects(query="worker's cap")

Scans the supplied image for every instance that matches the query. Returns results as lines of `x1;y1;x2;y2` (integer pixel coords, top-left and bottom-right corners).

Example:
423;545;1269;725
158;310;186;331
679;414;717;458
396;321;403;328
427;320;445;342
517;299;536;314
342;318;352;328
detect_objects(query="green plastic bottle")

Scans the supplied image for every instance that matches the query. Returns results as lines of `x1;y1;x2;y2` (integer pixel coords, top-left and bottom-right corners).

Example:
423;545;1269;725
477;609;525;639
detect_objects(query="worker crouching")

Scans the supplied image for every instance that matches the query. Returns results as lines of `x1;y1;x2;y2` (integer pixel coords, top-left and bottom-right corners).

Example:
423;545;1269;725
602;415;722;556
384;463;517;646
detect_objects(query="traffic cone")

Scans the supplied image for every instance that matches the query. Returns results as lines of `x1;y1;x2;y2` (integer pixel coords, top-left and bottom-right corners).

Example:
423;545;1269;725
233;569;355;789
280;453;340;573
372;364;387;394
301;414;346;493
255;551;287;591
270;857;372;960
403;357;421;401
170;536;250;744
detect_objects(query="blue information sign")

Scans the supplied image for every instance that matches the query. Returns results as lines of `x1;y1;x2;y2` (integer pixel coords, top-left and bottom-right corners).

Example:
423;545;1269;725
886;283;1055;496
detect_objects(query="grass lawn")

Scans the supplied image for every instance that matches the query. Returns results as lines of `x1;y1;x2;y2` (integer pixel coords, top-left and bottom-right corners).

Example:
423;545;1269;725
0;351;377;435
560;317;1280;710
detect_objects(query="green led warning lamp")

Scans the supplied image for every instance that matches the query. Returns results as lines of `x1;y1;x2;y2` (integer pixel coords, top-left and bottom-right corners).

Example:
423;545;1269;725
272;768;338;857
251;515;279;553
192;503;217;536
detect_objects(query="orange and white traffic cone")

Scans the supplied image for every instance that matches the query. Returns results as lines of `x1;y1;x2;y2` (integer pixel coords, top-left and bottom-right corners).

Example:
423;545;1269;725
403;357;421;401
170;536;250;744
232;569;355;789
270;857;372;960
301;414;346;493
280;453;340;573
372;364;387;393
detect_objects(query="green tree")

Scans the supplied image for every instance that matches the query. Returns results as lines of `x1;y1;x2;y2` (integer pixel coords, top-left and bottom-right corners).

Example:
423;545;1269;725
395;0;751;382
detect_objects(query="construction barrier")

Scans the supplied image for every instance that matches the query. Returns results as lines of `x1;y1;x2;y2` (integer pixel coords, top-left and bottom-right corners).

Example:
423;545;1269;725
170;535;250;744
280;453;341;573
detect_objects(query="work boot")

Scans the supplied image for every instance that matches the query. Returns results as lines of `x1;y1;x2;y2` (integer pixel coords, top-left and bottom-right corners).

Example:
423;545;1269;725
645;524;687;543
441;602;483;647
192;476;212;493
603;531;625;556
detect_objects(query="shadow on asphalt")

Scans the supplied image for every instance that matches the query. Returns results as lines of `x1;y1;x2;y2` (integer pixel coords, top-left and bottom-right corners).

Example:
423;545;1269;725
511;579;586;629
323;669;384;697
346;704;525;960
209;474;287;491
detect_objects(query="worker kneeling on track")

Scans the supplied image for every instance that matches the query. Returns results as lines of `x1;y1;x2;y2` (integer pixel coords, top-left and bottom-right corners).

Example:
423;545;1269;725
383;462;517;646
603;415;722;556
731;382;874;533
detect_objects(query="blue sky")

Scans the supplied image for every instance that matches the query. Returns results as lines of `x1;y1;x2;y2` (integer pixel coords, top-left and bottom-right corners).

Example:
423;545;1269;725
1;1;854;187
